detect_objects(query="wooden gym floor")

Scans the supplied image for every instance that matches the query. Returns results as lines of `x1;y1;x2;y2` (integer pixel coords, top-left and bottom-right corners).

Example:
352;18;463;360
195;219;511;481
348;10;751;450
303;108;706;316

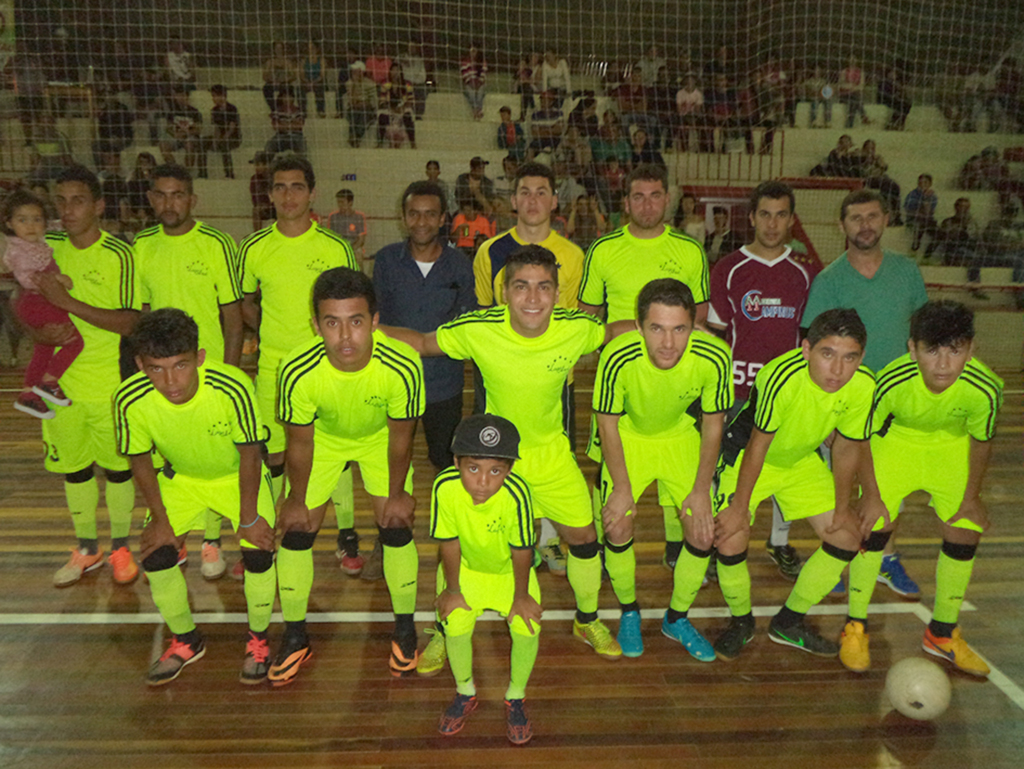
1;363;1022;768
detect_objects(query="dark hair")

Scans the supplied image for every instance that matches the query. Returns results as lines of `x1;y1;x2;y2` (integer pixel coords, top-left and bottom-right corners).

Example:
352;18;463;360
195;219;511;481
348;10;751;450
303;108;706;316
131;308;199;360
55;166;102;201
401;180;447;215
211;84;227;96
712;205;729;216
918;174;933;183
624;163;668;196
335;188;354;201
840;189;887;219
637;278;696;324
910;300;975;347
270;154;316;190
1;189;47;234
806;308;867;350
513;161;556;194
150;163;193;194
749;180;795;215
426;159;440;169
504;244;559;285
312;267;377;317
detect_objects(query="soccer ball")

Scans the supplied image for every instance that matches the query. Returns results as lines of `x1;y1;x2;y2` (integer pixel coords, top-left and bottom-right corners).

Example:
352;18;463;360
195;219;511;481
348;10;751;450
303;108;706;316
885;657;952;720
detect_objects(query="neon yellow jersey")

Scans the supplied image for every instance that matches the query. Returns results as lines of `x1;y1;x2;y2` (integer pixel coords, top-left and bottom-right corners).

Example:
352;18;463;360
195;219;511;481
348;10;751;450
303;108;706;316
871;353;1003;444
578;226;709;322
114;361;263;480
437;305;605;448
594;329;733;440
239;222;357;361
135;221;240;363
751;347;874;468
277;330;424;447
45;230;140;400
429;466;534;575
473;227;584;310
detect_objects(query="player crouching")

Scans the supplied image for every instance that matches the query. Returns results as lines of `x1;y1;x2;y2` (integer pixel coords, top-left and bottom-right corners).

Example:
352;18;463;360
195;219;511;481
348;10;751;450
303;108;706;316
115;309;277;686
433;415;542;745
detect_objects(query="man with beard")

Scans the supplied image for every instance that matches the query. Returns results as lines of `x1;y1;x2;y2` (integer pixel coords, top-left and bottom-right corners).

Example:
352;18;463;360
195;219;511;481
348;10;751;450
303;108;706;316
134;164;245;579
801;189;928;600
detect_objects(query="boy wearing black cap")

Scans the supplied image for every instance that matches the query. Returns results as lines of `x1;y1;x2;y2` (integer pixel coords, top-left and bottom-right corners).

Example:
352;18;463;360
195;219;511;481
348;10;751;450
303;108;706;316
431;414;541;745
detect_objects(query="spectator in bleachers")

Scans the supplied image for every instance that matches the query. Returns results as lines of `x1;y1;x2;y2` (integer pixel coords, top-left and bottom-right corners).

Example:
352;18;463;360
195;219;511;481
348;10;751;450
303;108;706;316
566;191;606;251
554;160;587;213
860;140;903;226
450;199;495;257
616;69;659;151
591;118;632;166
334;48;359;119
426;159;457;218
705;43;733;82
878;65;912;131
98;166;130;238
134;62;167;144
705;206;742;265
927;196;980;269
809;133;859;177
567;96;600;139
262;41;299;112
905;173;938;253
802;65;834;128
675;74;706;152
705;74;736;152
328;188;368;266
265;92;307;158
527;91;565;161
763;55;796;128
300;41;327;119
981;203;1024;300
165;36;196;93
26;113;74;186
602;59;627;97
497;106;526;160
493;154;519;201
736;73;775;154
377;63;416;149
540;49;572;108
839;55;871;127
365;43;392;86
13;48;46;145
958;65;992;133
958;146;1010;191
456;156;495;214
630;127;665;170
672;191;706;242
992;58;1022;133
461;44;488;121
598;157;626;220
400;43;429;120
127;152;157;233
491;195;517;233
635;44;667;87
649;65;677;151
345;62;378;148
514;54;541;121
555;124;593;171
100;41;136;101
248;151;274;231
92;94;134;172
198;84;241;179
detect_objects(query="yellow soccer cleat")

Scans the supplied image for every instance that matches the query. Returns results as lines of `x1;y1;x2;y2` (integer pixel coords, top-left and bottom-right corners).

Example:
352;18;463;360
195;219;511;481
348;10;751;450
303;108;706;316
839;620;870;672
923;626;990;678
572;618;622;660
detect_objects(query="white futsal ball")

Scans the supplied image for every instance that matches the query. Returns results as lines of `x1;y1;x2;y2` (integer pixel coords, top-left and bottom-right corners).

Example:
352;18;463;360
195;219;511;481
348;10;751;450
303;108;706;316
885;657;952;720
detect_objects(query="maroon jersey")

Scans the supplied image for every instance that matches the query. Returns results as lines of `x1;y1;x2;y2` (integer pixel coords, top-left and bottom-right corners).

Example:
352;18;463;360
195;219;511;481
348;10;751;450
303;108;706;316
708;246;819;400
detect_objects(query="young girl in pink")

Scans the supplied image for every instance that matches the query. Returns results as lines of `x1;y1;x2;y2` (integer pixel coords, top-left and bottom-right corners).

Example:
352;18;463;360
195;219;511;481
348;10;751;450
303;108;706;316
1;189;83;418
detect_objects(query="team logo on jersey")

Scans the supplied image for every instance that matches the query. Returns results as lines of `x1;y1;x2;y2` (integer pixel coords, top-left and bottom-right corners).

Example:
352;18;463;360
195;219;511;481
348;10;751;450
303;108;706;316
186;260;210;276
547;354;574;374
658;259;682;276
208;420;231;437
307;258;332;273
364;395;386;409
479;426;501;447
741;290;797;322
82;269;104;286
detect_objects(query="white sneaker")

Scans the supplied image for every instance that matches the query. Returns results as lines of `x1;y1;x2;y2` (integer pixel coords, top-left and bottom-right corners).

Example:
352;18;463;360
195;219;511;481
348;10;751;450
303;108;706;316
537;538;567;576
200;541;226;581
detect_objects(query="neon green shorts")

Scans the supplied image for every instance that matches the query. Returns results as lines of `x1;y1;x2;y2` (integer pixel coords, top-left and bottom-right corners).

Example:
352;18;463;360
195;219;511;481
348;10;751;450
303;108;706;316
255;359;285;455
154;470;277;548
305;429;413;509
42;396;129;474
438;561;542;637
598;429;701;510
516;437;593;529
714;450;835;522
871;432;979;532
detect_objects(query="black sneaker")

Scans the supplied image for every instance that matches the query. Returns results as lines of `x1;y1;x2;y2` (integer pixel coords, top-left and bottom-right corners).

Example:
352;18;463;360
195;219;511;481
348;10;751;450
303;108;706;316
768;616;839;657
438;693;478;735
765;542;802;581
505;698;533;745
240;630;271;685
713;614;755;661
267;628;312;686
389;628;419;677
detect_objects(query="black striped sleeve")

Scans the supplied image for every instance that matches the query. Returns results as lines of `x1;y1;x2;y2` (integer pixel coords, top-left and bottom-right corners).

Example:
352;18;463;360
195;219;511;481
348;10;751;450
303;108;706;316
754;351;805;433
691;338;733;413
104;238;138;310
961;364;1004;440
276;343;326;424
593;340;643;415
199;226;242;301
504;472;535;549
315;225;358;269
237;228;273;293
429;468;464;540
375;341;425;420
113;376;155;455
206;369;261;444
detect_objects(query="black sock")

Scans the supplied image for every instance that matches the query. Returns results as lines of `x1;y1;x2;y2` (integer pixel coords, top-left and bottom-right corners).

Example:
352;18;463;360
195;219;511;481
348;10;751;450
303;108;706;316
394;613;415;637
665;540;684;564
111;537;129;551
847;615;868;632
177;628;202;647
248;628;267;640
78;538;99;555
666;608;687;623
774;606;804;628
620;601;640;614
284;620;308;640
576;610;598;624
929;619;956;638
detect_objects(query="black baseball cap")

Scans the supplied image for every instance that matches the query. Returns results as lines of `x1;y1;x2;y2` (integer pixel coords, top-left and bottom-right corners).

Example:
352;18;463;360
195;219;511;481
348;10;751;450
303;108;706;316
451;414;520;460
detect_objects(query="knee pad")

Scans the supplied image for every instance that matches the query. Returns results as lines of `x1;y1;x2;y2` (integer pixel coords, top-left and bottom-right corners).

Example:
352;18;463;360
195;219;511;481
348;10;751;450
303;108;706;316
568;540;600;560
142;544;179;572
823;542;858;562
717;549;748;567
65;466;95;484
268;463;285;478
941;540;978;561
378;526;413;548
684;539;714;559
864;530;892;553
280;530;317;551
605;538;633;553
104;468;133;484
241;548;274;573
